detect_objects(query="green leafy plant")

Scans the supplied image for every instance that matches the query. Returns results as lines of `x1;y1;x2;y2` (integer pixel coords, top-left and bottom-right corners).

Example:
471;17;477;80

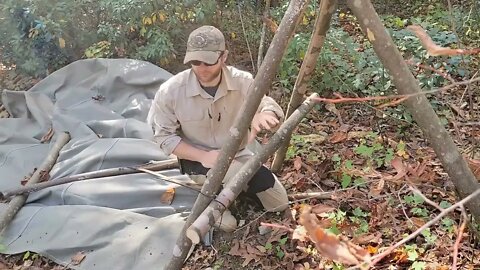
264;236;288;259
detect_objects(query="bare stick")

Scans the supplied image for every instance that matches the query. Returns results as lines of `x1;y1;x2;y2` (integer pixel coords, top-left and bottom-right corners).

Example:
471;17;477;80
1;159;179;199
309;76;480;105
257;0;271;69
0;132;71;232
271;0;338;172
288;191;333;200
134;167;201;191
452;206;467;270
260;222;294;232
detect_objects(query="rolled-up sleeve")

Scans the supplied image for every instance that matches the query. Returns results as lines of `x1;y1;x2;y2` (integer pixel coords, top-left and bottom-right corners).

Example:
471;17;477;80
259;96;285;122
150;87;182;155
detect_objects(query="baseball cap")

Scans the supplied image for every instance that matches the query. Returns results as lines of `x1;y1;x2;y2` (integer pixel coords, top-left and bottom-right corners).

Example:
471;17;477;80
183;25;225;65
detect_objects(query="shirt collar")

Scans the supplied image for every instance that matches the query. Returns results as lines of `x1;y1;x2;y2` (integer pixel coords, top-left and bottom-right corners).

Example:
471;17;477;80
185;66;241;99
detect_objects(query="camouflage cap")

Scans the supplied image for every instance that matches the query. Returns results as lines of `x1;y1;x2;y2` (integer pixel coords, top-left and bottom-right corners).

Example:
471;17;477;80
184;25;225;65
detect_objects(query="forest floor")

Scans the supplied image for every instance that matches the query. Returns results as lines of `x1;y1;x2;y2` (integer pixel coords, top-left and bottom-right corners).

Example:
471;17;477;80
3;64;479;270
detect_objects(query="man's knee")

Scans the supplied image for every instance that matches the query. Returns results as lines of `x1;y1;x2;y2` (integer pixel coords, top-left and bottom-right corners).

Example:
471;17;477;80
248;167;289;212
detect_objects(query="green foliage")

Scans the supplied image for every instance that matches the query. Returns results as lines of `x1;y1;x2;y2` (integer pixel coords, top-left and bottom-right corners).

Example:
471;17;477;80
0;0;262;77
265;236;288;259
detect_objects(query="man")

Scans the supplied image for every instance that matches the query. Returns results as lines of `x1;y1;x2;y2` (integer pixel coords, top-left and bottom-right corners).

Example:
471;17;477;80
148;25;288;232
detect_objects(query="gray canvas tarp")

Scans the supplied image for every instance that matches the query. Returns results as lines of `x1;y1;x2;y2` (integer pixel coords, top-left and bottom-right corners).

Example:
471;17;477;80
0;59;198;269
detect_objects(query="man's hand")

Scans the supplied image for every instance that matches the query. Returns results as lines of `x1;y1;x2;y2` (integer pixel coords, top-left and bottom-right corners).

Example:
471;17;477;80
200;150;220;168
251;111;280;134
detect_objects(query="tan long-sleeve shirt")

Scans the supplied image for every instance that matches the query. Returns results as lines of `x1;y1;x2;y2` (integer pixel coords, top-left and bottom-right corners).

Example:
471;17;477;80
147;65;284;155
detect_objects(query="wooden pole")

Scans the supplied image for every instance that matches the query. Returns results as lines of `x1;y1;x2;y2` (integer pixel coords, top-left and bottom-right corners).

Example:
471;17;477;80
346;0;480;221
165;1;310;268
271;0;337;172
0;132;71;233
186;93;319;244
0;159;179;199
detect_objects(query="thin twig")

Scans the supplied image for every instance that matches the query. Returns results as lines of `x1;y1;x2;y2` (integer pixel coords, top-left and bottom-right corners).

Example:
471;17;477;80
406;59;455;83
312;77;480;105
452;206;468;270
408;185;444;212
459;70;478;105
260;222;294;232
355;188;480;269
396;186;414;226
237;3;256;73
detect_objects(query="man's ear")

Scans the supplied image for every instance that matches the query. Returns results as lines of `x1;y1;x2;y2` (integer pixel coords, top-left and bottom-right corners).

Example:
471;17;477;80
222;50;229;63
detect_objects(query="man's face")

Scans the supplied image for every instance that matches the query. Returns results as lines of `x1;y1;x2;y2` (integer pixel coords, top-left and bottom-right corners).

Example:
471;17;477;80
190;52;226;86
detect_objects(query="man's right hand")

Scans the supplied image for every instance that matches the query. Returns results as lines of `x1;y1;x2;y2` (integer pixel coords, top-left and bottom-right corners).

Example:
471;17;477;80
200;150;220;168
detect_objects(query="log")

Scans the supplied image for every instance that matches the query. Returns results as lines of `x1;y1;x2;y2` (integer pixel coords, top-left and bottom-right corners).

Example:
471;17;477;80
186;93;319;244
0;132;71;233
165;1;310;268
346;0;480;220
271;0;337;172
0;159;179;200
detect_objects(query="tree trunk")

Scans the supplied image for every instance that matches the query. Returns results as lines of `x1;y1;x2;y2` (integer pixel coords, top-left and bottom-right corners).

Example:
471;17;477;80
346;0;480;221
0;132;71;233
186;93;319;244
165;1;310;268
271;0;337;172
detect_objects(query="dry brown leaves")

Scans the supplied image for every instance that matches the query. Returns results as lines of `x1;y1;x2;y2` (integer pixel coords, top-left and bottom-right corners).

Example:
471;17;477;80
160;187;175;205
298;205;371;266
70;251;86;266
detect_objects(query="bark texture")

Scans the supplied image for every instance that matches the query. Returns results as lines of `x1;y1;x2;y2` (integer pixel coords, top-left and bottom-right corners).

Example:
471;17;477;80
271;0;337;172
0;132;71;233
186;93;319;243
347;0;480;220
165;1;310;268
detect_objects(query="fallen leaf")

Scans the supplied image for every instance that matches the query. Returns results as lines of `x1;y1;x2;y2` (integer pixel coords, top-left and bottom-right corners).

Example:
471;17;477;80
59;37;66;48
369;179;385;197
367;245;378;254
329;131;348;144
390;157;407;181
262;16;278;33
311;204;336;215
71;251;86;265
292;225;308;242
411;217;426;228
466;158;480;180
299;206;371;265
293;156;302;171
40;127;54;143
160;188;175;205
407;25;480;56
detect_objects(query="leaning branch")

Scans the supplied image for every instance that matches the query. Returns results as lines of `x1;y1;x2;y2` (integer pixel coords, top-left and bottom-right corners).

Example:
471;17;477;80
165;1;310;268
310;76;480;105
271;0;337;172
0;132;71;232
0;159;179;199
186;93;319;244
